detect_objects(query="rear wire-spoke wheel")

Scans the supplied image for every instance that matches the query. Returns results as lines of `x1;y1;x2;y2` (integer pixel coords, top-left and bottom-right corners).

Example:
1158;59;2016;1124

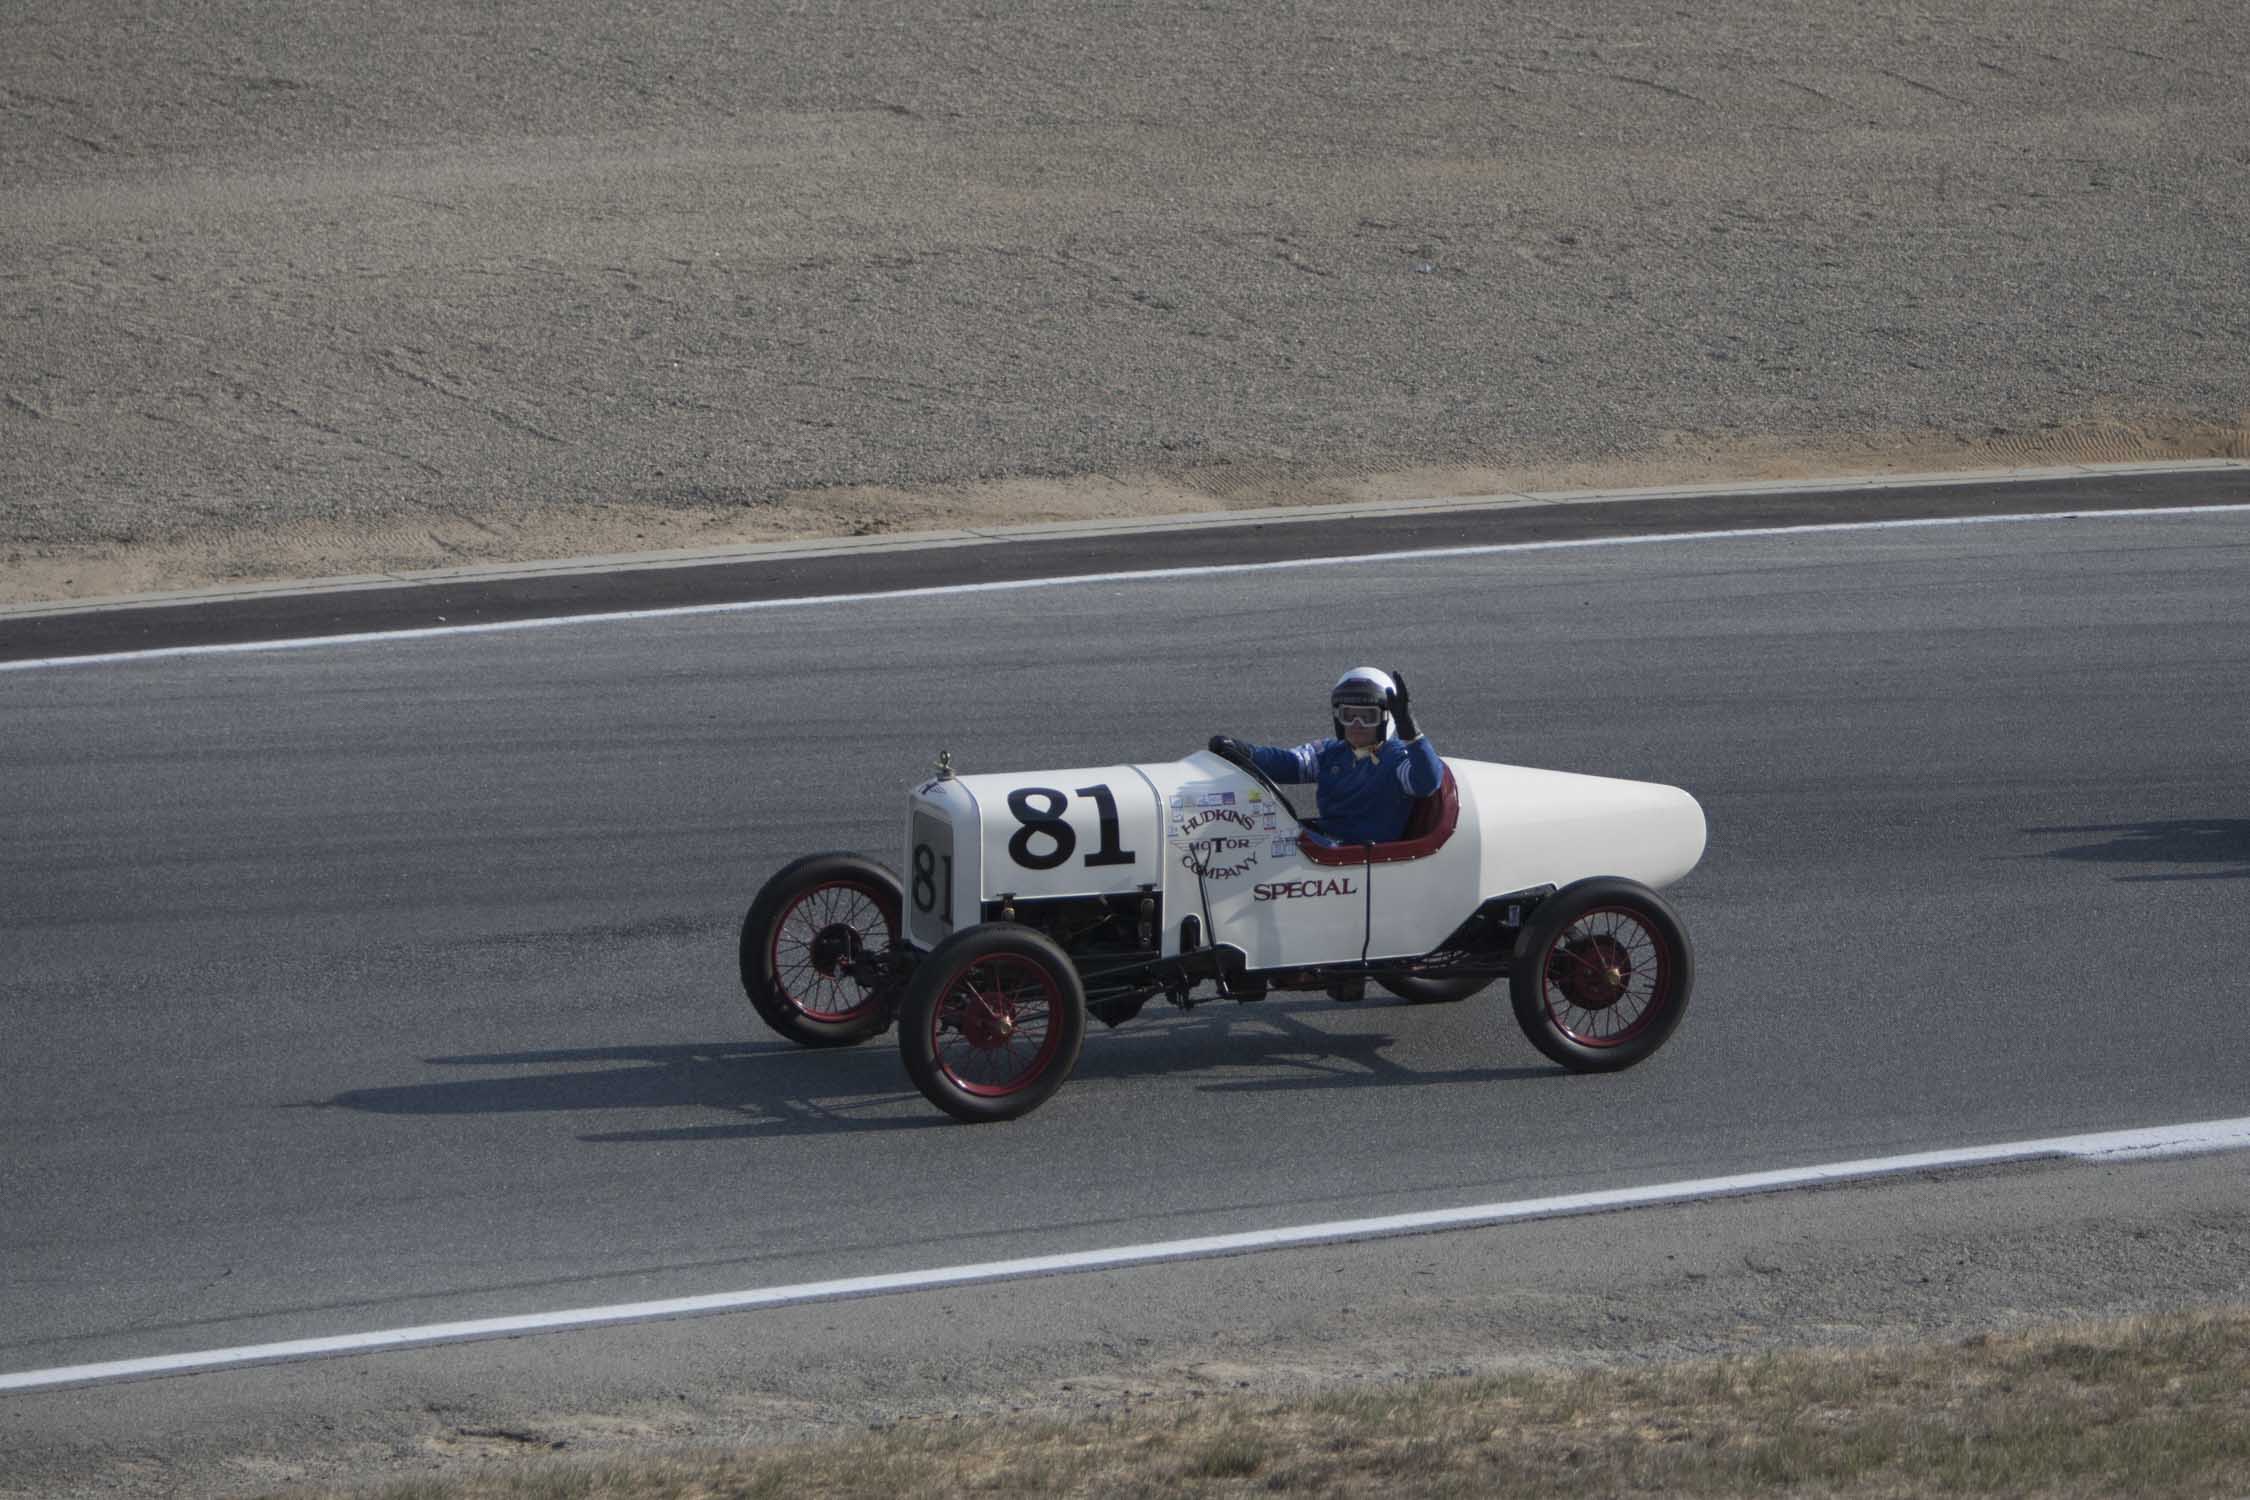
1510;878;1693;1072
899;925;1087;1123
740;853;903;1047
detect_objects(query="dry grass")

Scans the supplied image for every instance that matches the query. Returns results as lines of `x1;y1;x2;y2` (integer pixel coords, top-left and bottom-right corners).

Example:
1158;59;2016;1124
300;1307;2250;1499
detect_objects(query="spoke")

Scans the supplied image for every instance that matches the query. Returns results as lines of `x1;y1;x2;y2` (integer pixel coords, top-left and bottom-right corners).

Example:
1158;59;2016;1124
945;961;1048;1090
933;955;1064;1092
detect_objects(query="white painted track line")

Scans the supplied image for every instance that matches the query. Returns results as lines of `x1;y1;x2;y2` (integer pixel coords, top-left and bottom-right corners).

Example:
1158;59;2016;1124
6;502;2250;675
6;1115;2247;1395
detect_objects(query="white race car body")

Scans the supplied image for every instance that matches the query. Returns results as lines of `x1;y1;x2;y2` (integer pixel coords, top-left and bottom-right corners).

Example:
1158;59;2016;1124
905;751;1705;973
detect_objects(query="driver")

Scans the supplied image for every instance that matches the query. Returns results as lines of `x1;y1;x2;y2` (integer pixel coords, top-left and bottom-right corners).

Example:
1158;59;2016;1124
1209;667;1442;846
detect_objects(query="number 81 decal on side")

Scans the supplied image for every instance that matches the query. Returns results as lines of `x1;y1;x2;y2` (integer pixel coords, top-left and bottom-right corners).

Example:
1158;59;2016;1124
1002;783;1139;871
907;808;955;948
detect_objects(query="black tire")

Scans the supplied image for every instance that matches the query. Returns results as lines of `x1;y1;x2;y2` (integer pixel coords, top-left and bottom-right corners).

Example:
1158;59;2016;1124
898;924;1088;1123
1377;973;1493;1005
1509;878;1693;1072
739;852;903;1048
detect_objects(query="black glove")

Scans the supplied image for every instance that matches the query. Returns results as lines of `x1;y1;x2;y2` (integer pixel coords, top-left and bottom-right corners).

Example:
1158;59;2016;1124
1208;734;1247;761
1386;669;1419;741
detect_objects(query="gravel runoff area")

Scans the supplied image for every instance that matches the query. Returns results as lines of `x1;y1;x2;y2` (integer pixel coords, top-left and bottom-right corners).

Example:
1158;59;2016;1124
3;1;2247;605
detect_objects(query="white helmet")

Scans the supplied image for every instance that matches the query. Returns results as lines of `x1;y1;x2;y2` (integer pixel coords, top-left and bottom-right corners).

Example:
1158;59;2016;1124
1330;666;1395;739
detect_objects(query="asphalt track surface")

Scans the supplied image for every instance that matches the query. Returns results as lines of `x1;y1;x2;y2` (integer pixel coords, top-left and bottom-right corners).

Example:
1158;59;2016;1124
5;497;2250;1482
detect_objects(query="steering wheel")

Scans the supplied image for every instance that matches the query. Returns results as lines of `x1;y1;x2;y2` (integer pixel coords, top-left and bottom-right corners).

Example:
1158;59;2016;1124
1206;739;1327;834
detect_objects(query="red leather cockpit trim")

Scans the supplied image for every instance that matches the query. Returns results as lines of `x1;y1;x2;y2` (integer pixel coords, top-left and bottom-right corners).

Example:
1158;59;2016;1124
1297;764;1459;867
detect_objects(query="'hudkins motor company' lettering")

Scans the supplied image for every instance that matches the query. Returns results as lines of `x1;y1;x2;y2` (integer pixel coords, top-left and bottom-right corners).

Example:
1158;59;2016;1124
1252;877;1359;902
1180;807;1257;834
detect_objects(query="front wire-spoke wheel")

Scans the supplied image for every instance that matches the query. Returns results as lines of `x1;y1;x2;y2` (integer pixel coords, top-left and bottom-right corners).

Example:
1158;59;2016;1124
740;853;904;1047
1510;878;1693;1072
900;925;1087;1122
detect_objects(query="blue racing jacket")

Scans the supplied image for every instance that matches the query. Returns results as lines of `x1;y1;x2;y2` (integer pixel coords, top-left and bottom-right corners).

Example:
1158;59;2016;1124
1245;734;1444;845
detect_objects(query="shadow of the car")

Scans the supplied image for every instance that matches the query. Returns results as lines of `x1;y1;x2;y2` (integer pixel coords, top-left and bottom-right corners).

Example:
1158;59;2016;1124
309;1000;1543;1138
1071;1003;1557;1093
2023;819;2250;882
311;1039;928;1140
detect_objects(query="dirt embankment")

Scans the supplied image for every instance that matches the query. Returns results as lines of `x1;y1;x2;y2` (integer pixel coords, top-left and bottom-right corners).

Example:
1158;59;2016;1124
4;1;2247;605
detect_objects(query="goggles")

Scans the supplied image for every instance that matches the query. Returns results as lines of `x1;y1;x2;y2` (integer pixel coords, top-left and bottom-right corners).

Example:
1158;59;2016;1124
1334;704;1385;728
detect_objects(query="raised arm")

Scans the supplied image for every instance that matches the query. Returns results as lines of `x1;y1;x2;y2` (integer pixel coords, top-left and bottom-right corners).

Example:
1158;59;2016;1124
1209;734;1320;784
1386;670;1442;796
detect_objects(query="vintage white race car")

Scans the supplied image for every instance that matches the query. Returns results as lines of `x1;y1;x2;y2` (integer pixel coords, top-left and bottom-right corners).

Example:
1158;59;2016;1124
739;743;1706;1122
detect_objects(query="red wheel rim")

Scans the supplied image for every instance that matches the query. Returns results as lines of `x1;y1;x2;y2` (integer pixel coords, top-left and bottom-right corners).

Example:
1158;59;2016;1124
769;881;895;1023
930;954;1065;1098
1540;906;1672;1048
